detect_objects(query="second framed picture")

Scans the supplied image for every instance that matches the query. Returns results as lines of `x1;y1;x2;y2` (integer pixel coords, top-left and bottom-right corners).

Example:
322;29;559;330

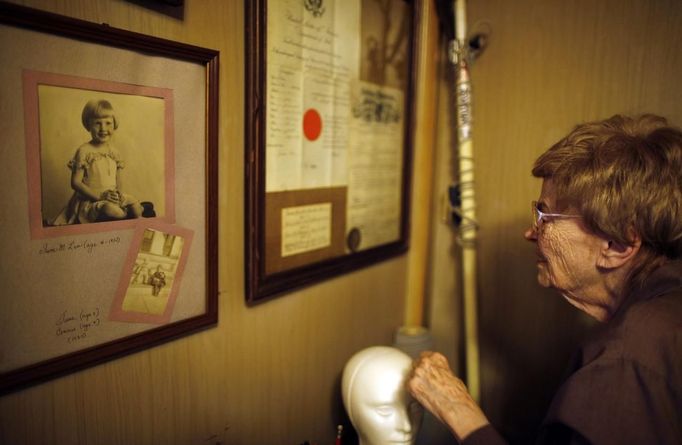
245;0;418;303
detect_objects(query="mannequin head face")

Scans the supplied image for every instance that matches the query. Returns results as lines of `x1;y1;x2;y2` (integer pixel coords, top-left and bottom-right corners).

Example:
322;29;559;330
342;346;423;445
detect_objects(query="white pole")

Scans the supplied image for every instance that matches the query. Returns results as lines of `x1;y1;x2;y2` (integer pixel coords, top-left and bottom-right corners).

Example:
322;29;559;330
453;0;480;403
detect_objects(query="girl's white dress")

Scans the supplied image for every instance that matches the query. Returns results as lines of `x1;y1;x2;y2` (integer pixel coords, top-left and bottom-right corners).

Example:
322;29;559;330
51;144;138;225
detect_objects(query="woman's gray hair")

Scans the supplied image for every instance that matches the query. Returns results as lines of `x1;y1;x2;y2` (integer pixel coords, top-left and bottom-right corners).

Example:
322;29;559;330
532;114;682;287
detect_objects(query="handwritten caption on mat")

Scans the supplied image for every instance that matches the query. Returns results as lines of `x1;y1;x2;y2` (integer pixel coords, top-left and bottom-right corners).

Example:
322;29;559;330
55;307;102;344
38;236;121;255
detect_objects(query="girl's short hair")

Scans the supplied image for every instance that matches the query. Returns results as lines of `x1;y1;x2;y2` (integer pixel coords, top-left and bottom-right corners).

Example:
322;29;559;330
81;99;118;130
532;114;682;287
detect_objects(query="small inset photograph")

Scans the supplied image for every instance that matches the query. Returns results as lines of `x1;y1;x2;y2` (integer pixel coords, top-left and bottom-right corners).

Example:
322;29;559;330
110;223;193;325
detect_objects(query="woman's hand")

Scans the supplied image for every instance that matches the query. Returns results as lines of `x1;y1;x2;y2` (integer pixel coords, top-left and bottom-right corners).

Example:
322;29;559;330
407;351;490;441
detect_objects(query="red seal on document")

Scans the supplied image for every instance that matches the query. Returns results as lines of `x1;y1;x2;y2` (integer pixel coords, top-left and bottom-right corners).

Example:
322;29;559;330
303;108;322;141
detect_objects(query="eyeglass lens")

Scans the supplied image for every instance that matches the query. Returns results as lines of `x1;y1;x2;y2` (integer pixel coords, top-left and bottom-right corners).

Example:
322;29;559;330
531;201;540;229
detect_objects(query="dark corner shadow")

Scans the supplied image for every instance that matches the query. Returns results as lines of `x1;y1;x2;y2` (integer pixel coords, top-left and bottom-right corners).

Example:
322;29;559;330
123;0;185;20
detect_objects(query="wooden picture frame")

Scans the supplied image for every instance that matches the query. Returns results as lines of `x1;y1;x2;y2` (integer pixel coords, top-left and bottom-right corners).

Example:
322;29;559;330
245;0;417;303
0;2;219;393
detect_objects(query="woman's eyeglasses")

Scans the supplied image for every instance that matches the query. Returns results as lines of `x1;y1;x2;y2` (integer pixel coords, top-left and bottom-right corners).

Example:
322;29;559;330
531;201;581;231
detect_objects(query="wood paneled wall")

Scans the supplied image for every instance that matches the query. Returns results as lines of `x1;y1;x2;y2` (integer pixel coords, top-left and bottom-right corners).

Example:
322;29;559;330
3;1;682;444
0;1;407;444
428;0;682;442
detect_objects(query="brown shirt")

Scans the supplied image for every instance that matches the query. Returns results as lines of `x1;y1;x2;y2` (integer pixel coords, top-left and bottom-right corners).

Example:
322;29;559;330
464;260;682;445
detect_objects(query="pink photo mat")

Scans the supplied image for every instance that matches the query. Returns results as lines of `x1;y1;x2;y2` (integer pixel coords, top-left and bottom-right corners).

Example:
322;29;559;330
109;220;194;325
23;69;176;239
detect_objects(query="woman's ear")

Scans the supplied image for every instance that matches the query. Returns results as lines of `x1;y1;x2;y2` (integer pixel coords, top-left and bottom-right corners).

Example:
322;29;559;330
597;232;641;269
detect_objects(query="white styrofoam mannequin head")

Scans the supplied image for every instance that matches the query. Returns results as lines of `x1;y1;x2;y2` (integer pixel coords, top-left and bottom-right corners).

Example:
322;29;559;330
342;346;423;445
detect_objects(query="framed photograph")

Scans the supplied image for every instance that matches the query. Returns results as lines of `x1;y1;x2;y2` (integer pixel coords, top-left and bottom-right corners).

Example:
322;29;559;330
0;2;219;393
245;0;417;303
24;70;175;239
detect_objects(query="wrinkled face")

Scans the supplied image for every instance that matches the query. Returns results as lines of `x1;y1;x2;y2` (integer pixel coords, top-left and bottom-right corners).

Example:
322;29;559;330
353;372;422;445
524;179;610;319
89;115;115;143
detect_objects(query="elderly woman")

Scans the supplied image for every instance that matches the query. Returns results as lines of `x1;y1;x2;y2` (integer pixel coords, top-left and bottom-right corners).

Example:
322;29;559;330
408;114;682;444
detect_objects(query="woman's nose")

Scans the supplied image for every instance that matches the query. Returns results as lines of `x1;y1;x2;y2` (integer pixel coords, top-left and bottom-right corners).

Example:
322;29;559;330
524;225;537;241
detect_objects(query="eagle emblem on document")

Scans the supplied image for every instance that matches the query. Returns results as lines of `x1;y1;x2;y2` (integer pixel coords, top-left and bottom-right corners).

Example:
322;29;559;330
304;0;325;17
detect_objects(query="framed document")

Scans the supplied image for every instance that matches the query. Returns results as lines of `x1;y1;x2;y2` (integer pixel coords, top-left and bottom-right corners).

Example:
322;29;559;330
245;0;417;303
0;2;219;392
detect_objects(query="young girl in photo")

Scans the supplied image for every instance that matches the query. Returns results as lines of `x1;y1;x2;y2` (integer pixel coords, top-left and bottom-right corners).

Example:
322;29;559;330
150;265;167;297
51;99;143;225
